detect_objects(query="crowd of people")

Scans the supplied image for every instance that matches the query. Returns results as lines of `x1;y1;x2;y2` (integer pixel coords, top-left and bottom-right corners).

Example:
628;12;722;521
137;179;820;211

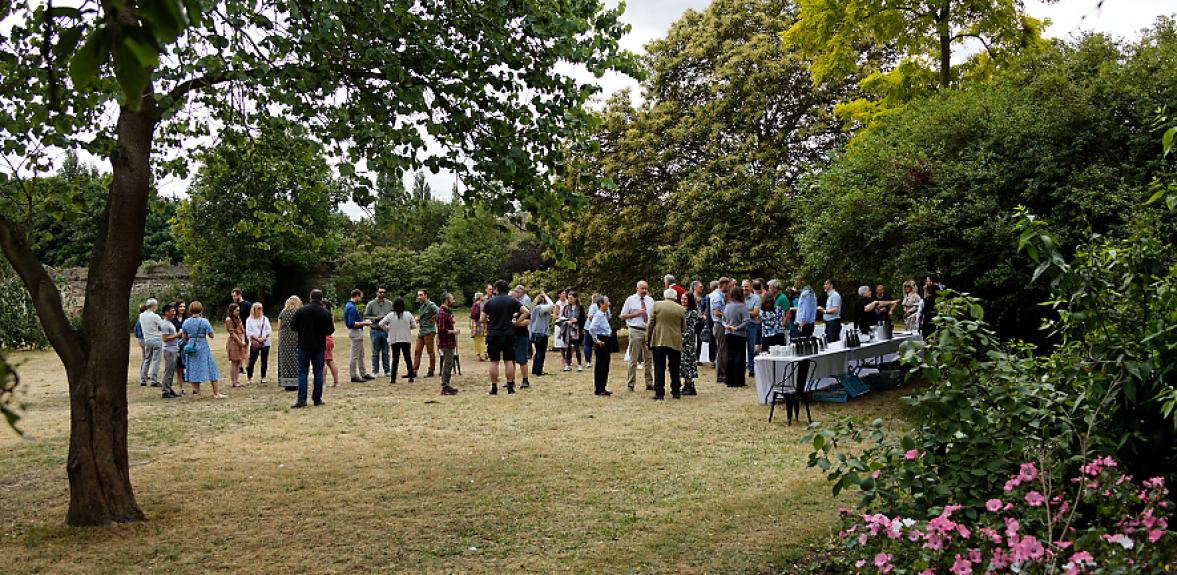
132;274;942;405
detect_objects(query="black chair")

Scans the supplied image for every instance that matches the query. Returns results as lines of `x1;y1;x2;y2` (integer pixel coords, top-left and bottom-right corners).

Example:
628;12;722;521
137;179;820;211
766;361;798;423
783;359;817;425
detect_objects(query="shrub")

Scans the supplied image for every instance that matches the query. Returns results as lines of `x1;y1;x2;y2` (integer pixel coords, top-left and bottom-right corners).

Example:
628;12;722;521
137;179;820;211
833;456;1172;574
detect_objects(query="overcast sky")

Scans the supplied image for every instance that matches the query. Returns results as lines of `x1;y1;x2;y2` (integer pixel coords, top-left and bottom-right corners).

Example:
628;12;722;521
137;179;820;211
152;0;1173;215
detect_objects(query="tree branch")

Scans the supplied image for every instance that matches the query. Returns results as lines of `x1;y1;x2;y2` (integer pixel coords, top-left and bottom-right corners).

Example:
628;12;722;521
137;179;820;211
949;32;995;59
0;216;84;370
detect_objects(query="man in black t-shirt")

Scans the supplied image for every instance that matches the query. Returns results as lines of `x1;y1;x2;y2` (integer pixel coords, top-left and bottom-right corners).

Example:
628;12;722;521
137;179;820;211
480;279;530;395
854;286;881;334
290;289;335;408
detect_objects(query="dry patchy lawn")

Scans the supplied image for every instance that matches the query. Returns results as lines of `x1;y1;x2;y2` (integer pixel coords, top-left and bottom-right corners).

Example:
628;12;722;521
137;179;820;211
1;332;910;574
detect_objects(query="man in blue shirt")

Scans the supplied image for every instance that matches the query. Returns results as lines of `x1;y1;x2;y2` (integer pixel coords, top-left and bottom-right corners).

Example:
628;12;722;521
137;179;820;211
709;277;731;383
818;279;842;343
344;289;375;382
795;284;817;338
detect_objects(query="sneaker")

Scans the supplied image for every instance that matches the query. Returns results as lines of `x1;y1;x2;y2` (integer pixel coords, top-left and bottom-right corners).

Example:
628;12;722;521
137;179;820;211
585;362;591;368
162;392;178;399
363;374;375;381
350;377;365;383
488;384;498;395
521;380;530;389
440;386;459;396
260;378;268;384
506;383;516;395
563;365;571;372
576;365;583;372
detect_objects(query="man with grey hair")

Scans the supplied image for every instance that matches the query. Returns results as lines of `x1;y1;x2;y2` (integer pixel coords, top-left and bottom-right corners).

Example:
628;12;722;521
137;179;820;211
515;284;532;310
664;274;686;305
854;285;885;334
619;280;656;391
138;298;164;387
646;287;686;399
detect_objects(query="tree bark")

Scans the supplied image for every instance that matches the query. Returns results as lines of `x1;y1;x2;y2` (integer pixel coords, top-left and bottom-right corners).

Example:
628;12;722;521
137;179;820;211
938;0;952;88
60;98;161;526
0;98;161;526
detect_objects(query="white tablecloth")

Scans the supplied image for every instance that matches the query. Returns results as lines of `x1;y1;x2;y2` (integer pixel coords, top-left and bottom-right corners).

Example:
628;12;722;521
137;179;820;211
752;333;921;404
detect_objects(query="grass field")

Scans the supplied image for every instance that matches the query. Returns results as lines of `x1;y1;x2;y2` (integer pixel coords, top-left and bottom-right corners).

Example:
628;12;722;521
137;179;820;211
0;330;909;574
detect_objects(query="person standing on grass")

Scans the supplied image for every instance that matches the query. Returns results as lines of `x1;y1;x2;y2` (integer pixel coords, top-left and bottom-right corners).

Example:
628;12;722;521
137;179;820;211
680;291;700;397
138;298;164;387
344;289;374;383
181;301;226;399
171;301;189;391
620;280;656;392
365;287;395;378
560;291;585;372
224;305;248;387
743;279;762;379
552;289;568;357
230;288;251;376
582;293;600;368
528;290;555;377
379;297;418;383
722;285;750;388
587;295;614;396
470;292;488;361
324;301;340;387
158;304;182;399
512;286;533;388
246;303;272;385
646;288;686;400
277;296;302;391
480;279;528;395
414;289;440;378
436;292;461;396
134;302;146;375
796;283;818;338
709;278;730;381
290;289;334;408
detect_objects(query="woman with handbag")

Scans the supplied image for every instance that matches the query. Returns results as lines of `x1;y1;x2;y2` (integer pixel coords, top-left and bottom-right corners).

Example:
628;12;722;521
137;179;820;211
246;302;272;385
181;301;226;398
587;295;615;396
225;305;249;387
561;292;584;372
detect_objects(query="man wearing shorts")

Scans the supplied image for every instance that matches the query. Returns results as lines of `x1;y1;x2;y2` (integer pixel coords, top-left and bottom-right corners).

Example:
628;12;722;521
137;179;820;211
480;280;529;395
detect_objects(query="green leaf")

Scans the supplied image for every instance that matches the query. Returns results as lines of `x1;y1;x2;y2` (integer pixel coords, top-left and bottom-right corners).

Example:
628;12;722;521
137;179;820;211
69;26;110;87
813;433;826;451
1163;127;1175;156
123;35;160;69
114;42;148;110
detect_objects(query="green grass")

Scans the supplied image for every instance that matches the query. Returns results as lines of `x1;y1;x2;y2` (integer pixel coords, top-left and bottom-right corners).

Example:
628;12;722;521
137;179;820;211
0;333;911;574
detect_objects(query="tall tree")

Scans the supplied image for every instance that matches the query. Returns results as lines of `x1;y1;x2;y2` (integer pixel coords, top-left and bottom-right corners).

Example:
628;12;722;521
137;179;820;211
782;0;1048;124
0;0;636;526
562;0;851;293
411;171;432;203
173;125;342;303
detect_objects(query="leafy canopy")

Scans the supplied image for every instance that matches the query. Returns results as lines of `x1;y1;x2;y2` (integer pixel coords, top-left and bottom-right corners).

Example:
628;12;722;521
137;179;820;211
0;0;640;232
781;0;1048;125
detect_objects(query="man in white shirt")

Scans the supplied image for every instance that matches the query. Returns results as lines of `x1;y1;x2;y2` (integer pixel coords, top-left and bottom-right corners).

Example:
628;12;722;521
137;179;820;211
619;280;656;391
138;298;164;387
818;279;843;343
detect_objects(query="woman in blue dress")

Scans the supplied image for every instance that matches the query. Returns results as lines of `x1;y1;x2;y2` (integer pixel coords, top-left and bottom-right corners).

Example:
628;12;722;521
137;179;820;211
181;301;226;399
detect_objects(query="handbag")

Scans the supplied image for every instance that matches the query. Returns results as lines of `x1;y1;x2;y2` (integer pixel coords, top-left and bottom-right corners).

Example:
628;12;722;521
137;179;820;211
250;337;263;350
183;340;197;355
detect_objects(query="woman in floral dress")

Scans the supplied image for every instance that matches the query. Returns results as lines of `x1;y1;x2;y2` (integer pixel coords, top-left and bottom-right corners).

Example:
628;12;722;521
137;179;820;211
680;291;699;396
277;295;302;391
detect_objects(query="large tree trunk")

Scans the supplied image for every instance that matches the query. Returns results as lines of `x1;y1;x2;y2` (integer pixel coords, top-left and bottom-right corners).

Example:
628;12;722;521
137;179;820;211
0;99;160;525
938;0;952;88
62;100;160;526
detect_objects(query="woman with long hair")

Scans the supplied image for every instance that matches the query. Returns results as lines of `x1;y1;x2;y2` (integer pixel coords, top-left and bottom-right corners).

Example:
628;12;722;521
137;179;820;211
562;291;584;371
246;302;272;385
224;305;248;387
379;297;418;383
277;295;302;391
181;301;226;398
170;300;189;395
902;280;921;332
722;285;750;387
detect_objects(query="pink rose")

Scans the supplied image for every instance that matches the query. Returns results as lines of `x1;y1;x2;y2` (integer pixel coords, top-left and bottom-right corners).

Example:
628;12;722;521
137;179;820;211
905;449;920;460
